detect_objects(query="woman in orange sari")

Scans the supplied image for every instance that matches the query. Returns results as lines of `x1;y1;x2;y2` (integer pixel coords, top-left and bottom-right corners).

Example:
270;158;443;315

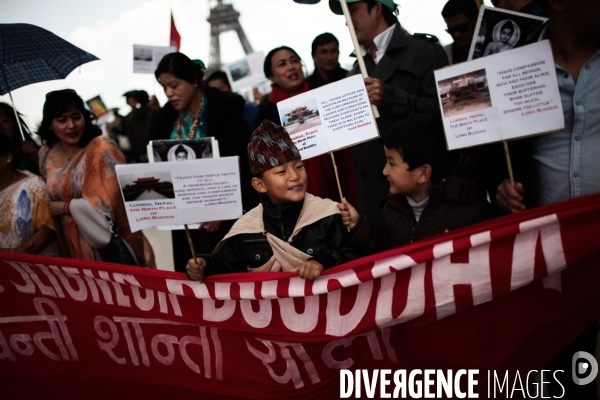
37;89;149;266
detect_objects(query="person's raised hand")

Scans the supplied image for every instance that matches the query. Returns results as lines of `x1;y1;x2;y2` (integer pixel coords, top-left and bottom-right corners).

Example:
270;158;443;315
496;179;526;213
292;260;324;281
364;77;383;106
199;221;222;233
337;198;359;230
186;257;206;282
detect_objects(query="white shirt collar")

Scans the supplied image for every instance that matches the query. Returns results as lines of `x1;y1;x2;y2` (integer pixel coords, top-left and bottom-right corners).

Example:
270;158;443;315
359;23;396;65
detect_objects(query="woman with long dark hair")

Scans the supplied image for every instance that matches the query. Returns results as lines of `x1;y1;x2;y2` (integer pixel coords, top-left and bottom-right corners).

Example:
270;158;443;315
37;89;150;265
150;52;258;271
256;46;358;206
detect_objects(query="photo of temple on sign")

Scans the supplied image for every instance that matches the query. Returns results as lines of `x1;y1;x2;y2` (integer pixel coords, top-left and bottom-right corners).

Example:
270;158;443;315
437;69;492;118
119;171;175;202
279;98;322;134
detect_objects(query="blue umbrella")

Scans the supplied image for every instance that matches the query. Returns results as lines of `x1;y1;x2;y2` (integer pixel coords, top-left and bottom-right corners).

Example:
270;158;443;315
0;23;99;95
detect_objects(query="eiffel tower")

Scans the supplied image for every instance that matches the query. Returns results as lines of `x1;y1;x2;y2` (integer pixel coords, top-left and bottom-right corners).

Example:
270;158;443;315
207;0;254;74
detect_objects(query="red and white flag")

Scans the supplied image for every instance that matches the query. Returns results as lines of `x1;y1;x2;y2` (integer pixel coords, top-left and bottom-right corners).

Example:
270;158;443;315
170;12;181;51
1;193;600;398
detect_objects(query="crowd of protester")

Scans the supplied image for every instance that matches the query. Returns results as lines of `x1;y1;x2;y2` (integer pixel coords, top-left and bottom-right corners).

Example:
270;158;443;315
1;0;598;394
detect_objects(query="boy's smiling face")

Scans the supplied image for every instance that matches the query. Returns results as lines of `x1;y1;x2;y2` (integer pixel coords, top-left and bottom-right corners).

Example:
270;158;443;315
252;160;307;204
382;146;432;202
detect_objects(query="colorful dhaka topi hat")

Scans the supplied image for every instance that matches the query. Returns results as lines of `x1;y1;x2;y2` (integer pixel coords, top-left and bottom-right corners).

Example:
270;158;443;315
247;119;301;175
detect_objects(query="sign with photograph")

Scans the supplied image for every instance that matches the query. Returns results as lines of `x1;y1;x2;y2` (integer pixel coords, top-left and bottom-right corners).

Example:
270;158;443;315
85;95;109;119
434;40;564;150
133;45;176;74
147;138;220;162
276;74;378;160
223;52;266;92
468;6;547;61
116;157;243;232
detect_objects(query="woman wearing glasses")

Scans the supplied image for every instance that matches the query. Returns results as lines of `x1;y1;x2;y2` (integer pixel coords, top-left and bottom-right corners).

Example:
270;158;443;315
37;89;153;266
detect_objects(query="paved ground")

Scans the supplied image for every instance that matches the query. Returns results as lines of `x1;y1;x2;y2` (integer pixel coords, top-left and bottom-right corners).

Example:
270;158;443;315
143;226;174;271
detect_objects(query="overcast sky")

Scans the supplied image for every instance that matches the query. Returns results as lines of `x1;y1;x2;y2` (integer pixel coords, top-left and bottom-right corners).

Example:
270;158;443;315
0;0;491;130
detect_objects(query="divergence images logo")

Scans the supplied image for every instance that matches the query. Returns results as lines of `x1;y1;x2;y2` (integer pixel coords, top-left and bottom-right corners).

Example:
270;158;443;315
572;351;598;386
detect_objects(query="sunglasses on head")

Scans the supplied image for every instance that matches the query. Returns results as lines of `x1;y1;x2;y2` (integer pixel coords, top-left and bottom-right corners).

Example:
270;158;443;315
446;21;472;36
45;89;76;99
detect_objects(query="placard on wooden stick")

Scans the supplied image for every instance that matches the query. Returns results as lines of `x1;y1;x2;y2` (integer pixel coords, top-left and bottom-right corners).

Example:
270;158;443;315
115;157;243;233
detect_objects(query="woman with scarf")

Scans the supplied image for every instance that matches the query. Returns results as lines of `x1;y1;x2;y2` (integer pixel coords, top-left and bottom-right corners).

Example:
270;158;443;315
37;89;153;267
256;46;357;205
150;52;258;271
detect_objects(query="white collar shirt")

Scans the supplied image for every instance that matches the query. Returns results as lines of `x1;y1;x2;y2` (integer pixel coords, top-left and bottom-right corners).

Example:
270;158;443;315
359;24;396;65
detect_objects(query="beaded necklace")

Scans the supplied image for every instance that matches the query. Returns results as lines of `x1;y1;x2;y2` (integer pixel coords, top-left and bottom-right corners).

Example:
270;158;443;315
175;97;204;140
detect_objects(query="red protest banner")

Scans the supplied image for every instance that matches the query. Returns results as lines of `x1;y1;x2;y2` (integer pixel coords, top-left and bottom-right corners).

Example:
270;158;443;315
1;193;599;399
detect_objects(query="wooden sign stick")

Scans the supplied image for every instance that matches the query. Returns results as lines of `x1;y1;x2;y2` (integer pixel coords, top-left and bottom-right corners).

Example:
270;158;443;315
330;151;350;232
502;140;515;187
184;224;199;264
339;0;380;119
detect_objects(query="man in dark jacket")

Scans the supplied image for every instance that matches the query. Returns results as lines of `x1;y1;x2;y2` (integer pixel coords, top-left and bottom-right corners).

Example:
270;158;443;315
306;32;349;89
339;115;493;255
186;120;357;281
123;90;153;163
329;0;449;222
441;0;479;64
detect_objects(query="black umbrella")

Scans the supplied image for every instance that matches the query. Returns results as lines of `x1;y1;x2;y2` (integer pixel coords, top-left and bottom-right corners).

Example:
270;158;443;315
0;23;99;138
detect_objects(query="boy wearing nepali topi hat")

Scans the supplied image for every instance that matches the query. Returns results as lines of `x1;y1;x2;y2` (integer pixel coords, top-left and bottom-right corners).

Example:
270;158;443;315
186;119;358;281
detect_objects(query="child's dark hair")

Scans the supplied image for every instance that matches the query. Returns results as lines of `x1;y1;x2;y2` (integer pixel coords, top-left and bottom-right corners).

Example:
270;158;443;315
37;89;101;148
384;115;453;184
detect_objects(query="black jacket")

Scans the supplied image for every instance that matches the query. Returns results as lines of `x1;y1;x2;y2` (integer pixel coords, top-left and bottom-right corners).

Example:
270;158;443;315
306;65;349;89
352;155;495;255
201;196;358;277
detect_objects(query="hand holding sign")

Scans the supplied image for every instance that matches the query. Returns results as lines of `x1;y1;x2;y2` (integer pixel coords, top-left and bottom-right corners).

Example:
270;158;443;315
186;257;206;282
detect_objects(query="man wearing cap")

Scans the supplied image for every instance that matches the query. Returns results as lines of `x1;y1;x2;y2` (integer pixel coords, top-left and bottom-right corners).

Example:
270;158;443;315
329;0;448;220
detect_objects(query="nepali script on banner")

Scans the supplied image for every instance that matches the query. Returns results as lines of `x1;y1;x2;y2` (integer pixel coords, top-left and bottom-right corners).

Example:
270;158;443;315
1;194;600;399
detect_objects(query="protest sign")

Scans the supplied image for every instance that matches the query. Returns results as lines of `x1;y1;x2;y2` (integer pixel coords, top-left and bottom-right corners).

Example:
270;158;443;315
276;74;378;160
146;138;220;231
434;40;564;150
469;6;547;61
133;45;176;74
85;95;109;119
2;192;600;398
115;157;243;232
223;52;266;92
147;138;219;162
